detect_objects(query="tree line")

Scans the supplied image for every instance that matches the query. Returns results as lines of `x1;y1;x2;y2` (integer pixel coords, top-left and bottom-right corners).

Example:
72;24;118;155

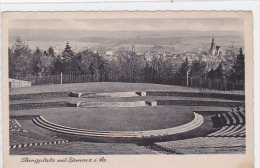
9;37;244;90
9;37;177;83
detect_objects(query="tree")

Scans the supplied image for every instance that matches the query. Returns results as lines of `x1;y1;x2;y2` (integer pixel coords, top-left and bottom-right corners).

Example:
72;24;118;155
68;49;107;81
97;57;108;81
40;53;54;74
150;55;163;83
61;42;74;61
175;58;189;85
53;55;63;74
8;47;16;77
9;37;32;78
143;62;153;83
214;63;223;79
48;46;55;57
31;47;42;75
61;42;74;73
70;52;83;74
228;48;245;90
233;48;245;80
190;60;207;77
178;57;189;76
208;63;223;79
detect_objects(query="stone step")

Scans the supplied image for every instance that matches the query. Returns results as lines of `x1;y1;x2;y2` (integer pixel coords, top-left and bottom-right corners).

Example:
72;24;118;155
222;113;231;125
211;125;236;136
69;91;147;98
229;126;245;136
36;114;201;135
208;126;229;136
221;124;243;136
227;112;237;125
32;112;204;141
233;111;244;124
78;101;157;108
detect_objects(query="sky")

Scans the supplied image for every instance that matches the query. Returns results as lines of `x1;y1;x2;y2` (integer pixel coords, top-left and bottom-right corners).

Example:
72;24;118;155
9;18;244;32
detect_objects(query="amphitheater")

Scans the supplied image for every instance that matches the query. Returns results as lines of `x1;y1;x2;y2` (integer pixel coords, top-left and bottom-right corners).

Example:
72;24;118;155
9;82;245;155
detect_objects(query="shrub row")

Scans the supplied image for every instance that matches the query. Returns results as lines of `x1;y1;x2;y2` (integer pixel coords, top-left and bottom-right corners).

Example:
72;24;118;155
156;100;244;107
10;115;41;120
10;92;69;100
147;91;245;101
10;101;69;111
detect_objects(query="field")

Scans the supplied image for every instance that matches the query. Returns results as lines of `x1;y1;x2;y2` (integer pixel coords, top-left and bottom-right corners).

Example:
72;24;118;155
9;29;243;54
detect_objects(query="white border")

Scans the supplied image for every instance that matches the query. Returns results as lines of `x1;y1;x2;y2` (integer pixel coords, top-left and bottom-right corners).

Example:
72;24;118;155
0;0;255;3
0;1;259;168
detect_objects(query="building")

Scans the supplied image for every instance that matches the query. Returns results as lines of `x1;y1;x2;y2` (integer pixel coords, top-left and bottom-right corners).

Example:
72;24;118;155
209;38;216;56
132;43;135;54
208;38;223;57
104;51;117;61
216;46;221;55
9;78;32;89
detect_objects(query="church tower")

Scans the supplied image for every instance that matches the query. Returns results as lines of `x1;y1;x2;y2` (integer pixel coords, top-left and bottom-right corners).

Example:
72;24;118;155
209;38;216;56
132;43;135;54
216;46;221;55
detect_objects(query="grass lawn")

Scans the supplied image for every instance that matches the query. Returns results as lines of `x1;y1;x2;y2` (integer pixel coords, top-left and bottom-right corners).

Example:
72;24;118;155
10;82;244;95
10;82;200;95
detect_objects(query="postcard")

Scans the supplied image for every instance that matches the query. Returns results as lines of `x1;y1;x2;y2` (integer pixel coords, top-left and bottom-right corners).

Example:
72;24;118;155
2;11;254;168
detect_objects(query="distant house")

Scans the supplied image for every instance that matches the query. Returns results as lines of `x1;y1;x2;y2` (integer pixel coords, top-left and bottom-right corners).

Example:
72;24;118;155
172;57;184;64
201;54;212;62
104;51;117;61
135;52;143;56
144;52;157;61
105;51;114;56
9;78;32;89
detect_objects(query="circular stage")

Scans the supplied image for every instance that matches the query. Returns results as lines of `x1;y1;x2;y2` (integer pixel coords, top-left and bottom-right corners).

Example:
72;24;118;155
37;106;195;131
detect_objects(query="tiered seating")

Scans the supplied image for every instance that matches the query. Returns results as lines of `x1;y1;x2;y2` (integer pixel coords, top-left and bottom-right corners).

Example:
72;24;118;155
227;125;245;136
156;137;245;154
9;119;23;132
227;112;237;124
32;112;204;140
222;124;243;136
237;132;245;137
222;113;231;125
233;111;244;123
209;125;236;136
208;107;245;137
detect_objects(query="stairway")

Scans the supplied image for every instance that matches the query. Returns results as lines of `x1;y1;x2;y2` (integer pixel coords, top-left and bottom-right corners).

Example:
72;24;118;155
208;108;245;137
32;112;204;141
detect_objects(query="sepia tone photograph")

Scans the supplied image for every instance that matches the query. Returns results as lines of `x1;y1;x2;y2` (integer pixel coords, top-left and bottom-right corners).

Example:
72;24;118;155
1;11;254;168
